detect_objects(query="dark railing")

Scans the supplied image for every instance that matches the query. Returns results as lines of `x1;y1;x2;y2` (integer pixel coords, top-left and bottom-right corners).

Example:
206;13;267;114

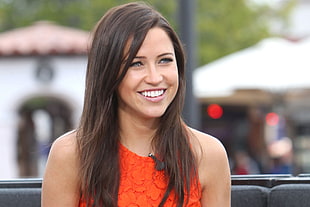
0;178;42;188
1;176;310;207
231;174;310;187
2;174;310;188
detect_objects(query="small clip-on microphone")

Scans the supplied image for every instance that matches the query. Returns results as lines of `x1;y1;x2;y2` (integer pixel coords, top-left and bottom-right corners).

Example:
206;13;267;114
148;153;165;171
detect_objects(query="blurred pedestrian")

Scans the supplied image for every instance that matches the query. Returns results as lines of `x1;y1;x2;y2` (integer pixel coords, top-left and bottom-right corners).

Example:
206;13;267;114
232;150;260;175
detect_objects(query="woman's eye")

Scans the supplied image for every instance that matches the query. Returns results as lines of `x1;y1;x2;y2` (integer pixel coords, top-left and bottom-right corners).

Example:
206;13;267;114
130;61;143;67
159;58;173;64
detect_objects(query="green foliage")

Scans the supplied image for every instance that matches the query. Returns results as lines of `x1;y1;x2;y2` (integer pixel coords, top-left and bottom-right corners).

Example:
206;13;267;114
196;0;296;65
197;0;269;65
0;0;294;66
0;0;176;31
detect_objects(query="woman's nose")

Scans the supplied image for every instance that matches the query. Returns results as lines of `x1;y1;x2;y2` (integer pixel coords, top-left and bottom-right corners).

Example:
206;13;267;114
144;65;163;84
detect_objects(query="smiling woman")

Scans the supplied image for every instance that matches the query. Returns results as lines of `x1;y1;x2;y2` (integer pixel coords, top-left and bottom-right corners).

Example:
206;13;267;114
41;2;231;207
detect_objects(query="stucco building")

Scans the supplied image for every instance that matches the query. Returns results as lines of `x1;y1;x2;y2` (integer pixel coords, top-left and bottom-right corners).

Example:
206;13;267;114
0;21;89;178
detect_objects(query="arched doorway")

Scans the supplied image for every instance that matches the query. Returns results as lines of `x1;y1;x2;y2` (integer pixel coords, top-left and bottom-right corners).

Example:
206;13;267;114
16;96;73;177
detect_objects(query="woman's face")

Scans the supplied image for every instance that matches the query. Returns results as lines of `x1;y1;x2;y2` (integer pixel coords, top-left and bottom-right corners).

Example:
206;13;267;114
118;27;179;120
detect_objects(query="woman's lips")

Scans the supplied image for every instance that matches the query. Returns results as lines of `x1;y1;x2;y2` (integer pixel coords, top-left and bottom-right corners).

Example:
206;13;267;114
139;89;166;102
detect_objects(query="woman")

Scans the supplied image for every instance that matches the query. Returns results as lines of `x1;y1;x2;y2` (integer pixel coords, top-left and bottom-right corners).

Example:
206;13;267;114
41;2;231;207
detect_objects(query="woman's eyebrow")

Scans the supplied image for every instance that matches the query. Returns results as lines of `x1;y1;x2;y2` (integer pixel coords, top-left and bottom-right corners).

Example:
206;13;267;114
132;52;174;59
134;56;146;59
158;52;174;57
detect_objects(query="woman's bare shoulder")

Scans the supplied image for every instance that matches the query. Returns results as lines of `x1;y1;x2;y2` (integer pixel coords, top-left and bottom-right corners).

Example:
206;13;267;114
44;129;79;177
52;130;78;154
188;127;227;156
48;130;78;164
187;127;229;181
42;130;80;206
188;127;231;206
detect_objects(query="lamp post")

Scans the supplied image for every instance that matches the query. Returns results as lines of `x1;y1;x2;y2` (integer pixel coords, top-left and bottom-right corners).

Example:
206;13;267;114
178;0;200;129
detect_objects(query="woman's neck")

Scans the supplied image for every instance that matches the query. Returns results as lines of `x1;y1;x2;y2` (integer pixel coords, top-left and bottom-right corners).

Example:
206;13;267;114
118;112;159;156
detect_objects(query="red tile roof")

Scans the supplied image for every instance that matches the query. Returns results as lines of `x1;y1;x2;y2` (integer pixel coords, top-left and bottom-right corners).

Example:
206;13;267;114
0;21;91;56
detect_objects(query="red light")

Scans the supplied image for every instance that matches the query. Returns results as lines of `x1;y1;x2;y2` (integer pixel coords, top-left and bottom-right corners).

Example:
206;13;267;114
265;112;279;126
207;104;223;119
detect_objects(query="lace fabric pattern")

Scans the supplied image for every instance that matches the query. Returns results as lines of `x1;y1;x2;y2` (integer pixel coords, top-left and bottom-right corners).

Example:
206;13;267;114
79;144;201;207
118;144;201;207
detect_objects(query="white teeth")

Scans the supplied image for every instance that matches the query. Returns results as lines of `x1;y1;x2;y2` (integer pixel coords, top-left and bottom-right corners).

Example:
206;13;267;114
141;90;164;98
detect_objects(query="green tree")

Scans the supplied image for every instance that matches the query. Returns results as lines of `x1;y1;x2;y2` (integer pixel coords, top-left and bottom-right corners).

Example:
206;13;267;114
196;0;295;65
0;0;294;66
0;0;176;31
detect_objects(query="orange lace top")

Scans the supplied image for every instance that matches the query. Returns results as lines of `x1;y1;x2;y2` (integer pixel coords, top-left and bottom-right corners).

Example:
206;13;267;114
79;144;201;206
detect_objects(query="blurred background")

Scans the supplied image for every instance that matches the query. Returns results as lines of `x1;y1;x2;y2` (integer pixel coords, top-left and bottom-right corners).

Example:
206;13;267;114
0;0;309;178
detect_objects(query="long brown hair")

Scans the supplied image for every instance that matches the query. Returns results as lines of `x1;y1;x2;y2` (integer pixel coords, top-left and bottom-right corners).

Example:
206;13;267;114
77;2;198;206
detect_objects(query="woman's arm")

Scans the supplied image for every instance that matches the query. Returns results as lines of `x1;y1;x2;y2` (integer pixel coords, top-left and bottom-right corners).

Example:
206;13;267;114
191;129;231;207
41;131;80;207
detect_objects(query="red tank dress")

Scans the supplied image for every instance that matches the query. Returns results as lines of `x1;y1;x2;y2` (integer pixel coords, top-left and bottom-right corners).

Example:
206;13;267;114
79;144;201;206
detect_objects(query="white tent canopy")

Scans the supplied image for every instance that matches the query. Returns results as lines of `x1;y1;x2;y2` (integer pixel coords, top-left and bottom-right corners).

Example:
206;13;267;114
194;37;310;98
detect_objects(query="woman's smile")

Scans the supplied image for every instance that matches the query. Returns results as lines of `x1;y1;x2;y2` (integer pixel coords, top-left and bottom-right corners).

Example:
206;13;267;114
138;88;166;102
